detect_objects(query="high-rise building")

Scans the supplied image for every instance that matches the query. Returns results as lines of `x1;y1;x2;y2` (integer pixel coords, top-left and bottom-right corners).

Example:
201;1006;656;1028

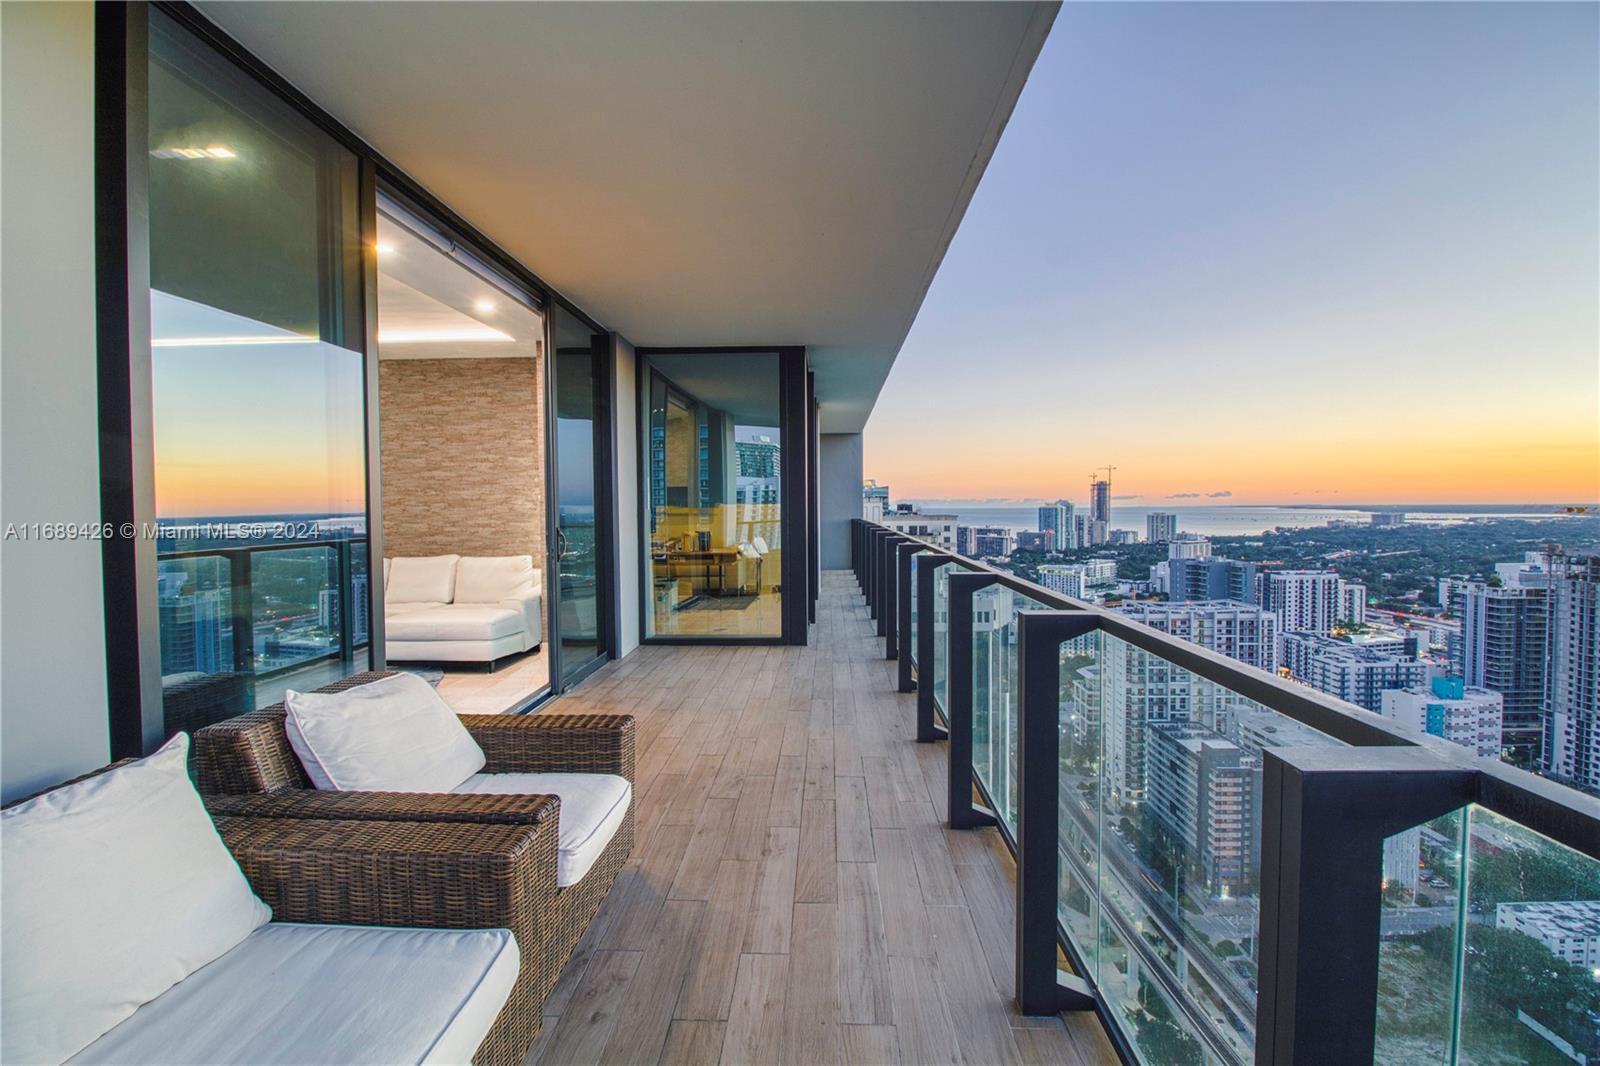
1337;580;1368;626
1281;634;1433;713
1144;723;1259;897
955;526;976;557
1037;501;1075;551
882;509;959;552
1146;512;1179;543
1370;512;1406;528
862;480;889;522
1038;564;1091;599
971;526;1014;559
1090;477;1111;525
1168;557;1258;603
1118;599;1280;672
1496;551;1555;590
1381;675;1504;758
1108;529;1139;545
1013;530;1051;553
1544;556;1600;792
1460;582;1549;767
1168;533;1211;560
1258;570;1341;635
1038;559;1118;600
1438;575;1474;612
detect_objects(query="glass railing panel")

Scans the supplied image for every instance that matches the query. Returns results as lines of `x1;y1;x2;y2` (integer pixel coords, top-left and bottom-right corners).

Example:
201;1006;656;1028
908;550;921;666
252;545;344;675
1456;806;1600;1066
931;561;955;723
156;552;254;736
1059;629;1101;976
1062;628;1349;1065
1373;807;1468;1064
970;584;1052;836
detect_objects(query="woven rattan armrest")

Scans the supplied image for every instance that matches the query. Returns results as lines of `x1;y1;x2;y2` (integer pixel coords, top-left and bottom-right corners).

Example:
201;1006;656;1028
203;788;561;827
216;815;558;931
462;713;636;780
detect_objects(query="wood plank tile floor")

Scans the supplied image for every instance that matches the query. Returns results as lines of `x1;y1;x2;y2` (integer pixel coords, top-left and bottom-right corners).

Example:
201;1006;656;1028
527;571;1119;1066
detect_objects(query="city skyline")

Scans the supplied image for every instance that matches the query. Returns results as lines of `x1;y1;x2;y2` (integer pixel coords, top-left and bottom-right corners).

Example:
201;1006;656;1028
866;2;1599;504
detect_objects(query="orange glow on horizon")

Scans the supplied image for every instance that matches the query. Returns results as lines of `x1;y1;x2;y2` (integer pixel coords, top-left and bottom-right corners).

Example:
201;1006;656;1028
867;426;1600;505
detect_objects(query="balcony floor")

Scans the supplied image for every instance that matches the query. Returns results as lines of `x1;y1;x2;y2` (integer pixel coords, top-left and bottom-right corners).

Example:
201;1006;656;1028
528;571;1118;1065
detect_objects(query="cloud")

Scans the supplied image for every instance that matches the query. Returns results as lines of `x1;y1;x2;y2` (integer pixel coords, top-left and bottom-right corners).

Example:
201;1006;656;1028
1208;490;1234;498
1168;492;1202;499
1112;494;1141;500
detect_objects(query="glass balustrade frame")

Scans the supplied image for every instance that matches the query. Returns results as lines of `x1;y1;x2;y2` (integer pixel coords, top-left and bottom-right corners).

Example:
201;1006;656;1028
851;518;1600;1066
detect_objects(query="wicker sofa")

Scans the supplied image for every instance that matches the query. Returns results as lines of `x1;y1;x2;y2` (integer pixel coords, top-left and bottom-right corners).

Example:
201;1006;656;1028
3;750;545;1066
191;672;635;1063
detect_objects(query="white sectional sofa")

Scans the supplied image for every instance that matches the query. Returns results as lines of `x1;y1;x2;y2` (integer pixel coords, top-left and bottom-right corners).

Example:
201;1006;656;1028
384;554;542;665
1;734;519;1066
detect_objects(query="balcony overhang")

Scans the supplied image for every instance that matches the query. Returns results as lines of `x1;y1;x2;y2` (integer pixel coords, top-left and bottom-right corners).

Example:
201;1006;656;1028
193;1;1058;433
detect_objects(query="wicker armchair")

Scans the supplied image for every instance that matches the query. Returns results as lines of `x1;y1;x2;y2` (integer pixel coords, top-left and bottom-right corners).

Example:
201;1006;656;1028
4;760;554;1066
191;672;635;1032
220;815;556;1066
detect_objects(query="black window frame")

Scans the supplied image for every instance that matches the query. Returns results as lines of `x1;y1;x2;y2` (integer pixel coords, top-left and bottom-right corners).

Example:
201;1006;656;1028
635;346;811;647
96;1;622;753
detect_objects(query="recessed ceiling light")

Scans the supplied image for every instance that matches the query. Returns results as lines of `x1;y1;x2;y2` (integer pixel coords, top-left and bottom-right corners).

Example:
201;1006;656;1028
376;242;397;257
474;299;497;314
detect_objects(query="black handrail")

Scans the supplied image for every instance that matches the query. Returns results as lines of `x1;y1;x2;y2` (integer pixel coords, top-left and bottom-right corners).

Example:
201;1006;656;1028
856;518;1599;856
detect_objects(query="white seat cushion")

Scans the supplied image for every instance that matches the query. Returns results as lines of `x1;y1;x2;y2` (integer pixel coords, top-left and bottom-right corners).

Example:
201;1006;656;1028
284;672;485;792
385;600;446;616
454;773;631;887
1;735;272;1065
69;923;519;1066
385;605;527;643
387;555;460;605
456;555;534;604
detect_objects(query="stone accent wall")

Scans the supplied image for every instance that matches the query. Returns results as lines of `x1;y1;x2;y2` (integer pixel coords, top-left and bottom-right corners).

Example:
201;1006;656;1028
379;357;545;568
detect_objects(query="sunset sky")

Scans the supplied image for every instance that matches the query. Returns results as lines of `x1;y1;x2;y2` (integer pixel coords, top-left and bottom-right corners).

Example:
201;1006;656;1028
866;2;1599;506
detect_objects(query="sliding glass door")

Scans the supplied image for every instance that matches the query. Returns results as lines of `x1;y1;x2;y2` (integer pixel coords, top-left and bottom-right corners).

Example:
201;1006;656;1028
146;8;369;735
550;304;611;688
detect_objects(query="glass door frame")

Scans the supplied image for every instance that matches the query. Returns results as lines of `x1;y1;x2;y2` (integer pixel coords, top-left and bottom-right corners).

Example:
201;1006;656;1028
634;346;811;647
545;302;619;692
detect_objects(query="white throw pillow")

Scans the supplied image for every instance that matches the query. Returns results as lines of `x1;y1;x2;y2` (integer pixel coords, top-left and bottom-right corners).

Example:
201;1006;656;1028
284;673;485;792
456;555;535;604
0;734;271;1065
387;555;460;604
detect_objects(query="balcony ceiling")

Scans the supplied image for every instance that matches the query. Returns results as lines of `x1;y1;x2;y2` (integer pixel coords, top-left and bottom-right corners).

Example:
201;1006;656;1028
193;1;1057;433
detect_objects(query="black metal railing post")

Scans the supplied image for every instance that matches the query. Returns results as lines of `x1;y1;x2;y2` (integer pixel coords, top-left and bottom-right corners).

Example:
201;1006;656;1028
915;552;954;741
896;541;927;692
888;538;919;664
866;527;882;619
226;548;254;675
1014;610;1097;1015
335;539;354;665
876;530;901;640
946;570;1000;828
1254;746;1474;1064
852;519;865;590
